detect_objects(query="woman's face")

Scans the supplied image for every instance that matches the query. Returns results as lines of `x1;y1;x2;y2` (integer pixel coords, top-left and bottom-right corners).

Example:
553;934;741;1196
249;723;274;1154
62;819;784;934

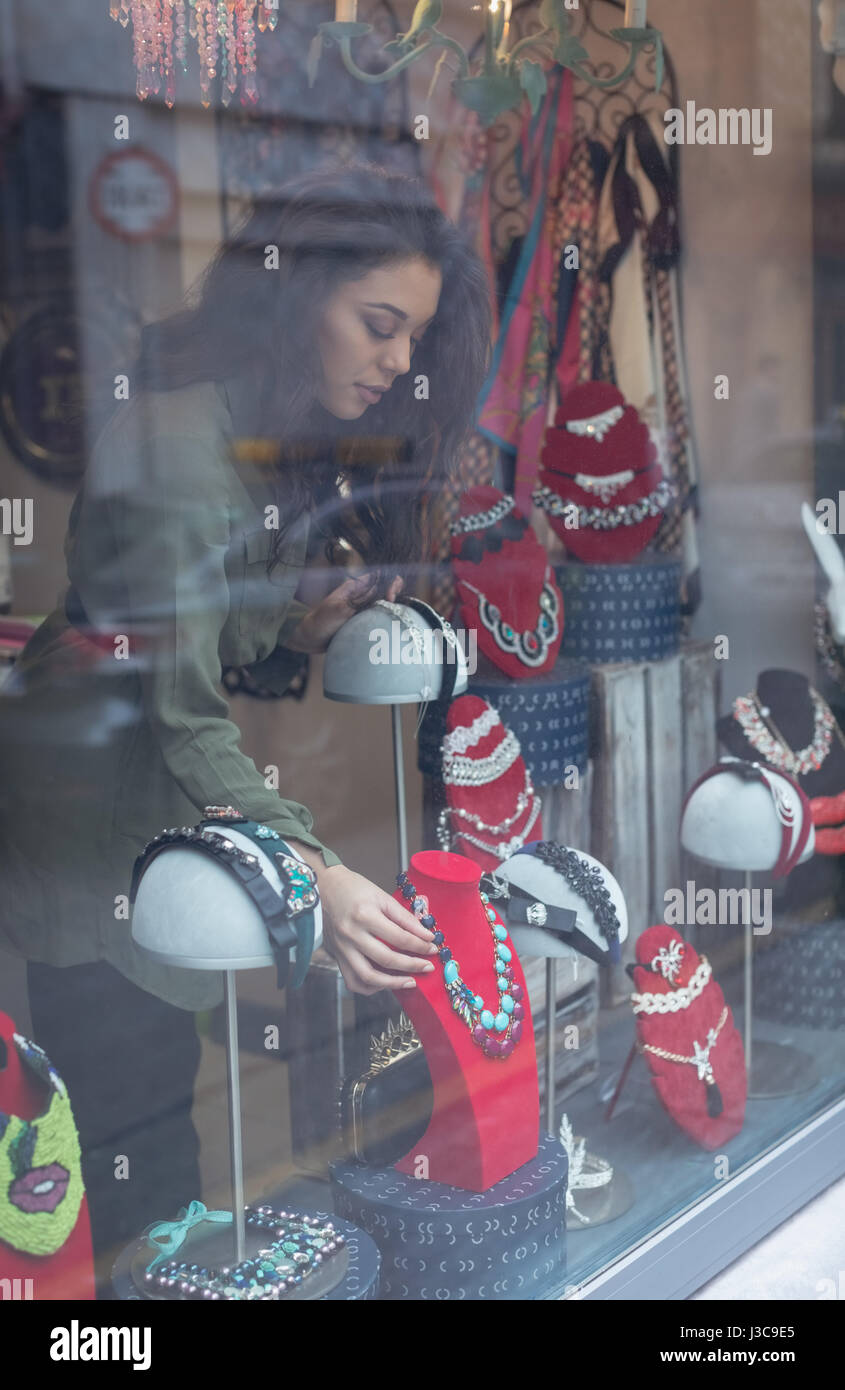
315;257;443;419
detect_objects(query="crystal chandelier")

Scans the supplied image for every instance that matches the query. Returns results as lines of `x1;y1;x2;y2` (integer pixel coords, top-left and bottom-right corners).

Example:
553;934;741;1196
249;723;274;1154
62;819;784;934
310;1;664;124
111;1;663;119
108;0;279;108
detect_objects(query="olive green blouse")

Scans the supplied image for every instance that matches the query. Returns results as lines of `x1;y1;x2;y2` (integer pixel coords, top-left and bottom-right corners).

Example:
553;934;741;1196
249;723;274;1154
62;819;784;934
0;378;342;1011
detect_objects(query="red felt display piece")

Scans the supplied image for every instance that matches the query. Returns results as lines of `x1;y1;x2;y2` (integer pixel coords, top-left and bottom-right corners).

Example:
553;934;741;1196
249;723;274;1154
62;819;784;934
392;851;539;1191
538;382;669;564
543;383;654;476
632;926;747;1151
450;486;563;679
0;1011;95;1300
441;695;543;871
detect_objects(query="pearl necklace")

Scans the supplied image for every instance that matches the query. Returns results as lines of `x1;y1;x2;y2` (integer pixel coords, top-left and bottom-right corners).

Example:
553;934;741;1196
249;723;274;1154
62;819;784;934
455;570;560;668
448;795;543;860
437;767;536;841
396;871;524;1060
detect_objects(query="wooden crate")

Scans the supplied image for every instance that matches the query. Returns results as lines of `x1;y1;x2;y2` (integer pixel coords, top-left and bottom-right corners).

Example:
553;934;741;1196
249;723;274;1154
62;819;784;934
590;640;721;1004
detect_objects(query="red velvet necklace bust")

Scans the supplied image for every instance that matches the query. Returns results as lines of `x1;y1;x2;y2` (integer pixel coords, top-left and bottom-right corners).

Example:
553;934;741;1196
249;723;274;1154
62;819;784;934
439;695;544;872
451;486;563;679
631;925;746;1151
391;851;539;1192
535;382;671;564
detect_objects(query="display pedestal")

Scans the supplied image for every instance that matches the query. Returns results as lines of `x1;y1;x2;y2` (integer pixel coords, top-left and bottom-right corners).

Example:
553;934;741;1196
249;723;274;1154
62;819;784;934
463;658;591;784
555;557;681;665
330;1131;568;1300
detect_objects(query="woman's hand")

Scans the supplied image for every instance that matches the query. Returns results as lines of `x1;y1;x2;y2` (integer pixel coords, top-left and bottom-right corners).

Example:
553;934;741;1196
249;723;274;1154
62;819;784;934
285;572;403;654
315;864;438;996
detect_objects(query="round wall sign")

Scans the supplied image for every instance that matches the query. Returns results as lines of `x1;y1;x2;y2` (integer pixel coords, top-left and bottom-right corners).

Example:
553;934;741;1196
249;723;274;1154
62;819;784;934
89;146;179;243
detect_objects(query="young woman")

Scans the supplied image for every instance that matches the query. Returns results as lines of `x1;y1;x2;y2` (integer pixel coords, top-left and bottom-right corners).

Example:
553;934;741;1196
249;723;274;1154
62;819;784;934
0;164;491;1270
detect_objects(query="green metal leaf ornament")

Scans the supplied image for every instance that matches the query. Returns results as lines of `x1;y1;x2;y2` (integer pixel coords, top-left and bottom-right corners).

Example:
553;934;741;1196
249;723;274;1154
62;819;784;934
519;59;547;116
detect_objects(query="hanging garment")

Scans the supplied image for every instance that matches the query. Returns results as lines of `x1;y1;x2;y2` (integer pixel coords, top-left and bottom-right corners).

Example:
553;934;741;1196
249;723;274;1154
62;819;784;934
475;69;575;515
597;112;701;616
549;139;614;400
427;79;569;613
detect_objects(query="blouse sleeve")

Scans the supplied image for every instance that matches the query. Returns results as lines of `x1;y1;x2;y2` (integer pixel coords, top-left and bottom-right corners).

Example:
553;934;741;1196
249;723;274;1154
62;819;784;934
236;598;310;695
102;429;343;869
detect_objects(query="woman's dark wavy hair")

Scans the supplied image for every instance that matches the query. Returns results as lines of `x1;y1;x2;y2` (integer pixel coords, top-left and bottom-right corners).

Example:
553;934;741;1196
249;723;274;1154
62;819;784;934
132;162;492;608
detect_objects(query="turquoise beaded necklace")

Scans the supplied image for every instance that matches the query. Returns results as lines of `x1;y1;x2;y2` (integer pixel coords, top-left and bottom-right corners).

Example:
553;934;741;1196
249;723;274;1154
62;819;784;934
396;872;525;1060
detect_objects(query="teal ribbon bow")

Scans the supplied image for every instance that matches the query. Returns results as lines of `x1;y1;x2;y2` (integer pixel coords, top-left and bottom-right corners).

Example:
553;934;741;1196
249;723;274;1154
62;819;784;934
146;1200;233;1271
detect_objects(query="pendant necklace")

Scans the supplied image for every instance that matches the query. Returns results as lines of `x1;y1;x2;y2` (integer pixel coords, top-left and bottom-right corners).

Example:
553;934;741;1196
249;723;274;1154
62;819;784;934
455;570;560;668
396;871;524;1060
732;686;845;776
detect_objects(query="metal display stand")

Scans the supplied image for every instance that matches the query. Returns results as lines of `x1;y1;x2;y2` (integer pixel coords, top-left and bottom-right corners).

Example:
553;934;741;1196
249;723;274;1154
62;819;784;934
224;970;247;1261
391;703;409;873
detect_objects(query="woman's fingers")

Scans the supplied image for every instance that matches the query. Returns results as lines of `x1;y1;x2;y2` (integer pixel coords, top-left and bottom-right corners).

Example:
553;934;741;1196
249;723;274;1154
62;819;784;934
380;894;437;946
336;906;435;959
337;944;420;995
359;936;437;975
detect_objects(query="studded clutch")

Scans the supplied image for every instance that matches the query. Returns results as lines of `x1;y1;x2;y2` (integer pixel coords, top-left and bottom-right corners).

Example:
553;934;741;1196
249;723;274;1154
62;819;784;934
338;1014;432;1168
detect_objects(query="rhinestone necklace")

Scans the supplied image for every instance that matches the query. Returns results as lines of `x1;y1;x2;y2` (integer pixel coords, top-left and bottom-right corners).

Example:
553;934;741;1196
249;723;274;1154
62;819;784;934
732;687;845;776
532;477;674;530
441;726;521;786
396;871;524;1060
456;570;560;668
449;495;515;535
442;703;501;756
144;1206;344;1300
632;957;712;1014
563;403;624;441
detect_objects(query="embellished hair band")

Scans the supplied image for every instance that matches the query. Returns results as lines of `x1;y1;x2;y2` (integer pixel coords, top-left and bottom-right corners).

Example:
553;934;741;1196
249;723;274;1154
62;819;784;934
534;842;621;963
129;810;319;988
682;756;811;879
